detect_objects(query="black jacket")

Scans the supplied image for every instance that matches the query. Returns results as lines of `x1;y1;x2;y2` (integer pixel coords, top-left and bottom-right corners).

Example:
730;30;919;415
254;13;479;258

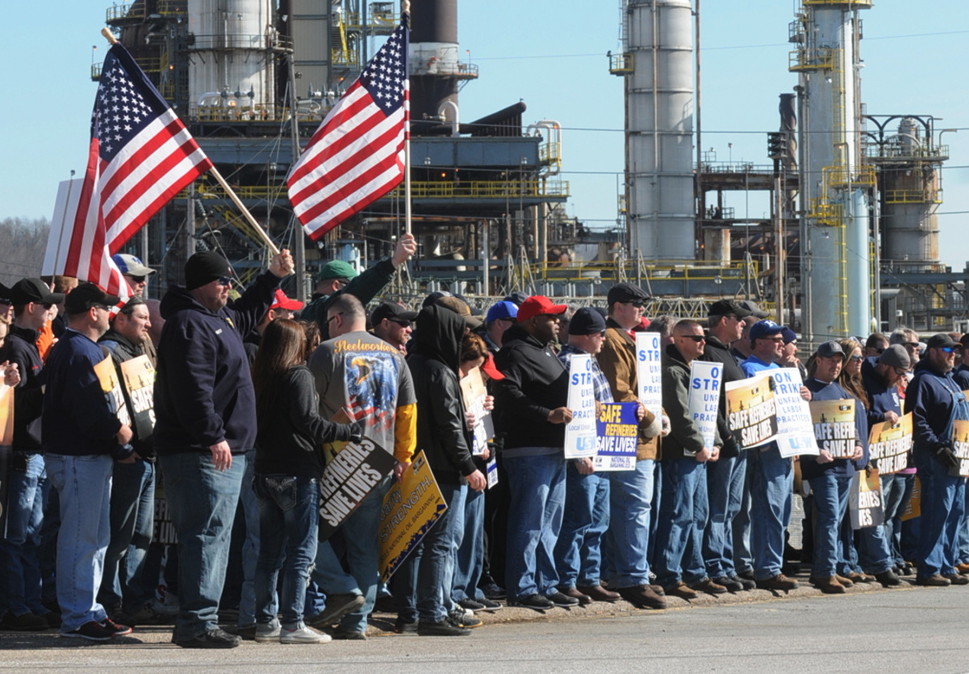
255;365;354;479
154;271;279;455
0;324;44;453
493;323;569;451
703;333;746;458
407;305;476;483
662;344;722;460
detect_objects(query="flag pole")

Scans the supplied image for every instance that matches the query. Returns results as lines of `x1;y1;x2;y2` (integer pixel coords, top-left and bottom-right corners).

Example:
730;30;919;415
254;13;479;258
403;0;412;237
100;28;281;257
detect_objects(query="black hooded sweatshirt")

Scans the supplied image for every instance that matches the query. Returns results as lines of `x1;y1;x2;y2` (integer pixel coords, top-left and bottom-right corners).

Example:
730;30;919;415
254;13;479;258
407;304;477;484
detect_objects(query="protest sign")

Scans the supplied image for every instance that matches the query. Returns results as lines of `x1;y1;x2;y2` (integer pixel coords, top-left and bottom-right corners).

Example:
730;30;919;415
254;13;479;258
726;373;778;449
688;361;722;450
564;353;598;459
119;355;156;444
952;419;969;478
867;413;913;475
594;402;639;471
810;398;857;459
635;332;663;421
901;476;921;521
849;469;885;530
318;435;396;540
94;354;131;428
378;451;446;581
768;368;819;458
460;367;494;456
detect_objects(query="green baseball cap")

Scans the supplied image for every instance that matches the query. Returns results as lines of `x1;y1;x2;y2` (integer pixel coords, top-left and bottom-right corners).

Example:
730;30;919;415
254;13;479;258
318;260;359;282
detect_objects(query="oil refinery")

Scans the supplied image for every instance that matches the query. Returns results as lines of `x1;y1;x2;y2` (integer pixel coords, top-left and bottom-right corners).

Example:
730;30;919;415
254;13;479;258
97;0;964;342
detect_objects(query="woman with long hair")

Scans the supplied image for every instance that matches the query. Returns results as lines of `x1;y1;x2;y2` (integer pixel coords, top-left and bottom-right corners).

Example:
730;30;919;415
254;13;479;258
251;319;360;644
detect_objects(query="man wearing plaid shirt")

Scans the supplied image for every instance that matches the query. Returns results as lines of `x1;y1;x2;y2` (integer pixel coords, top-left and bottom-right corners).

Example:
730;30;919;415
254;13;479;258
552;308;622;605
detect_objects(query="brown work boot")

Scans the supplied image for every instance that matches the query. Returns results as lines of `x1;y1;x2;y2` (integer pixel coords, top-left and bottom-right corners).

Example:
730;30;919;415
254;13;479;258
662;582;698;600
577;584;620;603
689;578;728;595
755;574;799;591
557;586;592;606
616;584;667;609
834;574;855;588
916;574;951;587
812;576;846;594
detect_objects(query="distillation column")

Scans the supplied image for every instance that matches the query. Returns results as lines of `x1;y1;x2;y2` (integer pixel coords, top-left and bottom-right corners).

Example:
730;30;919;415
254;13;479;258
623;0;695;260
791;0;873;341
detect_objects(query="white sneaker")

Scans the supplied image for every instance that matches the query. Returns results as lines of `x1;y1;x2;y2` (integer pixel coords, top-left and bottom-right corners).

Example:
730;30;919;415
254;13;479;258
280;623;331;644
254;620;281;642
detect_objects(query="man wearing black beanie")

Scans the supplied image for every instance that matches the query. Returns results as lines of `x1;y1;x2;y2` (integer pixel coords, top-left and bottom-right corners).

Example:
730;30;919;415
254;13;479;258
154;247;294;648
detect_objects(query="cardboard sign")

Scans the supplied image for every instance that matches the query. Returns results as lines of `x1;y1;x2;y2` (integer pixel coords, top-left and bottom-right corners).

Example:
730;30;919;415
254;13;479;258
594;402;639;471
564;353;598;459
810;398;857;459
378;451;446;581
726;373;778;449
460;367;494;456
768;368;819;458
318;436;396;540
867;413;913;475
687;361;722;451
849;469;885;530
901;476;921;521
952;419;969;478
119;355;156;444
635;332;663;422
94;354;131;428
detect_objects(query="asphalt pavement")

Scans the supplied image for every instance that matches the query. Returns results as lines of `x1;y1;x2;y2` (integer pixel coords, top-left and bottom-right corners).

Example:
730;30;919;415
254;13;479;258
3;578;968;672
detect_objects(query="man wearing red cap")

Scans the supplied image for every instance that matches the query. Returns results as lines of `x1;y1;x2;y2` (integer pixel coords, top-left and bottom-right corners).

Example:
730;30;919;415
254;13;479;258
493;296;575;611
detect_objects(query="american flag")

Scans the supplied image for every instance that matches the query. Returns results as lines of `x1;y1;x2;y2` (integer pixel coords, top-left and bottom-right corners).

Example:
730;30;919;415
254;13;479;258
287;18;408;240
44;43;211;297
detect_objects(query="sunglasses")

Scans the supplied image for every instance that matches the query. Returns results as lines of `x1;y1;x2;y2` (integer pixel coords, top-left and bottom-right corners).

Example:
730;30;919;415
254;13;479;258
389;318;412;328
873;348;885;354
940;346;957;354
216;276;232;286
848;355;864;362
679;335;706;342
622;300;645;308
128;275;146;283
326;312;344;324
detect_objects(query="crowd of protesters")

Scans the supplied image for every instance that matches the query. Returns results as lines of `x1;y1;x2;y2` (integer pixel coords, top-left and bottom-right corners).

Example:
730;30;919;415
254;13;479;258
2;240;969;646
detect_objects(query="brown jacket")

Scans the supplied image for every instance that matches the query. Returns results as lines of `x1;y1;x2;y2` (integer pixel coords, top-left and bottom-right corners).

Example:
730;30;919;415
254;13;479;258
596;318;662;461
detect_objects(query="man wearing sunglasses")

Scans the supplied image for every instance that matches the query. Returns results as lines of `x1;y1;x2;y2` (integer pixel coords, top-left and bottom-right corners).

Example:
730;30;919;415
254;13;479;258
370;301;418;354
112;254;155;298
905;333;969;587
154;248;294;648
0;278;65;632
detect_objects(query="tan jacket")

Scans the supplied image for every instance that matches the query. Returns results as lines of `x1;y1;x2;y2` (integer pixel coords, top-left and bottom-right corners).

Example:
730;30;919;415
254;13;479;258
597;319;661;461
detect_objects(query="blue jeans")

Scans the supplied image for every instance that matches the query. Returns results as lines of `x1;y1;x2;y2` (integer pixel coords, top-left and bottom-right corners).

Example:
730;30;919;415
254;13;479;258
311;475;391;634
732;453;753;574
236;450;274;627
99;459;155;612
254;474;319;627
703;454;739;578
807;472;850;577
452;484;485;602
913;448;966;579
856;474;896;574
655;458;707;587
159;451;245;641
0;453;47;617
417;482;467;622
44;454;114;632
503;452;566;599
554;462;609;588
880;473;910;566
602;459;655;589
749;446;793;580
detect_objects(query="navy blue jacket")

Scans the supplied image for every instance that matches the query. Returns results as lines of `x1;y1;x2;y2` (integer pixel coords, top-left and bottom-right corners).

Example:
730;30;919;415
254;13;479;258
803;378;868;480
861;357;903;430
42;329;125;458
154;271;279;455
904;359;965;451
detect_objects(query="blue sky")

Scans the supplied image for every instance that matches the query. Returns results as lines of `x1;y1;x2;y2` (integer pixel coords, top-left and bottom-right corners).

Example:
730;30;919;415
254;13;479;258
3;0;968;268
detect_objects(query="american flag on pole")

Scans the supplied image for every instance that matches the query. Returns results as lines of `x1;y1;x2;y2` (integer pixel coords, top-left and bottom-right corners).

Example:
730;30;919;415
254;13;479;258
287;17;409;240
43;42;211;297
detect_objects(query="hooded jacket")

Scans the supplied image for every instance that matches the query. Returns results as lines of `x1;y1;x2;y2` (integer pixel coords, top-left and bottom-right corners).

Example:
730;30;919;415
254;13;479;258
703;332;746;457
407;304;476;483
99;327;156;460
662;343;722;461
904;357;966;452
493;323;569;454
154;270;279;455
803;378;868;479
0;323;44;453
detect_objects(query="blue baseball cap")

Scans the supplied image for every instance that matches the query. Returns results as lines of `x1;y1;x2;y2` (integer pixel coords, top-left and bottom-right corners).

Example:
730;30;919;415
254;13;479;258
749;320;784;341
486;300;518;323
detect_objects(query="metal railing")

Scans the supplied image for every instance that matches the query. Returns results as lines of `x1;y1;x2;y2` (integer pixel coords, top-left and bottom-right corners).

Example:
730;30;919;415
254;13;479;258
608;52;633;75
789;47;835;72
388;180;570;200
106;0;186;22
883;189;942;205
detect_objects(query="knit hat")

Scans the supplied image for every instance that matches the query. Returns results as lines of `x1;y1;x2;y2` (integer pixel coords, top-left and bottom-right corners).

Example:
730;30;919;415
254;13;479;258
185;251;231;290
568;307;607;335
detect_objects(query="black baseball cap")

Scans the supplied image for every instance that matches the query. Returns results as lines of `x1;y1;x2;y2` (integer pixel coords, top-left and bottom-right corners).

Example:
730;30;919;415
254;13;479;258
708;299;752;319
64;283;120;314
568;307;607;335
371;301;418;325
10;278;64;306
926;333;958;350
607;283;649;306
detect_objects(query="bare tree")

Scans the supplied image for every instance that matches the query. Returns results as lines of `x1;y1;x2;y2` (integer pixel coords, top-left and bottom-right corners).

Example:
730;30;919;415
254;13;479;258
0;218;50;285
